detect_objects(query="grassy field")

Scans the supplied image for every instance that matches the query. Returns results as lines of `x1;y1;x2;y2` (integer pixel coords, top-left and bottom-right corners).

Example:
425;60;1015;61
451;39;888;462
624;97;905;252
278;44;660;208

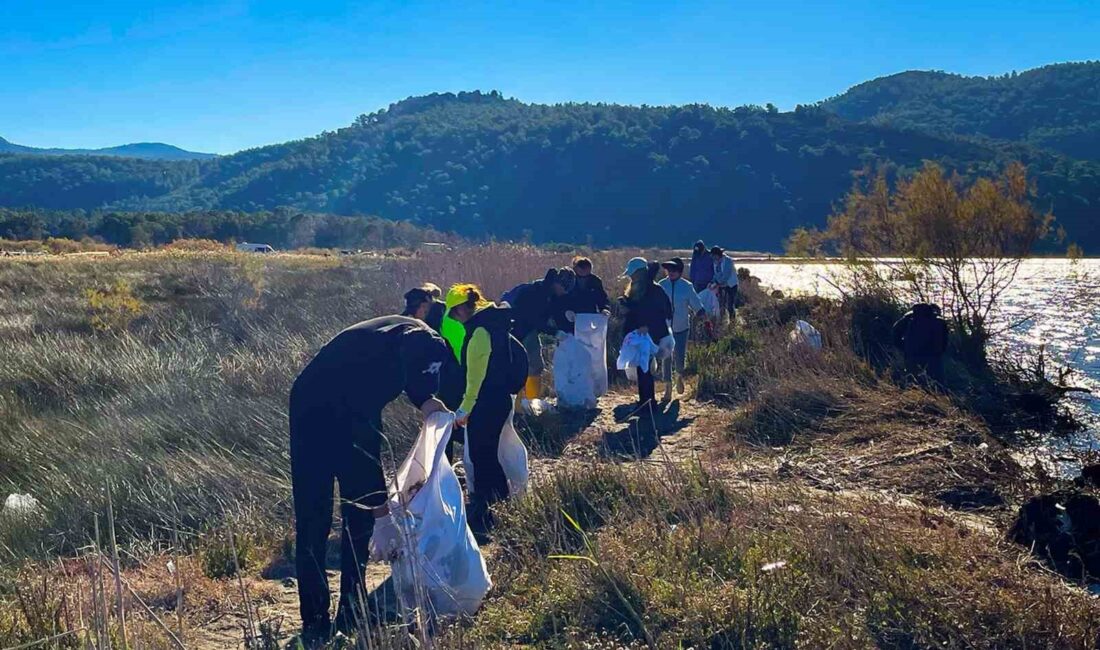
1;247;1098;649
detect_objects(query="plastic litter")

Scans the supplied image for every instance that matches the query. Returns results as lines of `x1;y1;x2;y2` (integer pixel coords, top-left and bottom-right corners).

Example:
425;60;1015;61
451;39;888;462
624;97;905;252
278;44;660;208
3;493;38;515
788;320;823;351
463;403;530;497
553;333;597;409
520;397;554;417
375;412;491;619
574;313;609;396
617;330;660;382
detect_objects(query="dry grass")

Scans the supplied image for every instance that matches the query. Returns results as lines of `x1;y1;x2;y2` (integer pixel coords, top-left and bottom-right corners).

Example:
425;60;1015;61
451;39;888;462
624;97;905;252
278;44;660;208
2;247;1095;648
475;462;1100;648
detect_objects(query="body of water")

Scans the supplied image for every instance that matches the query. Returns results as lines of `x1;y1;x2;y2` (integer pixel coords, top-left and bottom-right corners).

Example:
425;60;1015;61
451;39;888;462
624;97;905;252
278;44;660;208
747;258;1100;474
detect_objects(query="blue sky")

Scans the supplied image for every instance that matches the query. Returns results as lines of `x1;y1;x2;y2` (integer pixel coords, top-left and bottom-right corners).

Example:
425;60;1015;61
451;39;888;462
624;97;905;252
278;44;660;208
1;0;1097;154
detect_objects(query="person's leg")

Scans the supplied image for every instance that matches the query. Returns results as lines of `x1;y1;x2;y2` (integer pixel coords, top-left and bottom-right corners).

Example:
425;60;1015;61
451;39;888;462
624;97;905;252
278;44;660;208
674;329;688;392
290;406;336;640
522;331;544;399
466;392;511;504
334;411;385;631
637;365;655;406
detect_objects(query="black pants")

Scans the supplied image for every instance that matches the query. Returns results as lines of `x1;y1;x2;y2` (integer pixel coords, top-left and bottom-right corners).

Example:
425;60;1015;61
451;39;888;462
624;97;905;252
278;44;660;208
637;365;655;408
466;390;511;505
289;391;386;637
721;285;738;318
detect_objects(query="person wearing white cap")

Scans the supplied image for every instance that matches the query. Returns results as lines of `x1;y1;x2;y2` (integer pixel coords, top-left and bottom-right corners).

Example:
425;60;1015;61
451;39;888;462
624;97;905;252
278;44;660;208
618;257;672;414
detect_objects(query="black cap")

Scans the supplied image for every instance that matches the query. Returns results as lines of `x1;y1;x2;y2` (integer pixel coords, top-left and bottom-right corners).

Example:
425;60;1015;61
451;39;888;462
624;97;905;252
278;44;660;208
694;240;706;250
661;257;685;272
710;245;725;255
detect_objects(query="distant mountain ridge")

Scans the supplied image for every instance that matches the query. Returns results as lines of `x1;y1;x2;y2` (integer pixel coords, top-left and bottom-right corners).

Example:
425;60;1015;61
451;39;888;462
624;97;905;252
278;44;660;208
0;136;215;161
1;64;1099;251
821;62;1100;160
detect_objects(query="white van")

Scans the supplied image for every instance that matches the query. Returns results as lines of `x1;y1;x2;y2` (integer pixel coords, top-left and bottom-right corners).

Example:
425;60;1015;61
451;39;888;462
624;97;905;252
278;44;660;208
235;242;275;254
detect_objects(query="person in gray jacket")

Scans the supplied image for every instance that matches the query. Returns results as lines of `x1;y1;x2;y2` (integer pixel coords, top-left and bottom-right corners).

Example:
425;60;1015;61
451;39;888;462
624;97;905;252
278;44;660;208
658;257;704;400
710;246;738;324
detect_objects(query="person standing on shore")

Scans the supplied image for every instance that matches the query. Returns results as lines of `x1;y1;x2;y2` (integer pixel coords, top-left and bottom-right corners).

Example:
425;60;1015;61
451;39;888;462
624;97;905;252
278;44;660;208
689;240;714;293
288;316;450;642
711;246;738;324
658;257;704;400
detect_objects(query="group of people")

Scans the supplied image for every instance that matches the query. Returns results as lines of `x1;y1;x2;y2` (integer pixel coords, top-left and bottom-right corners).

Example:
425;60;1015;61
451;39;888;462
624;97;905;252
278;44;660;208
287;244;740;642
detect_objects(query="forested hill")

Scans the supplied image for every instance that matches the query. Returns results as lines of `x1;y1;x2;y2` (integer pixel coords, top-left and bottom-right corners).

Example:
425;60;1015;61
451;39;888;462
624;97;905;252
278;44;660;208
1;87;1099;250
0;136;214;161
822;62;1100;161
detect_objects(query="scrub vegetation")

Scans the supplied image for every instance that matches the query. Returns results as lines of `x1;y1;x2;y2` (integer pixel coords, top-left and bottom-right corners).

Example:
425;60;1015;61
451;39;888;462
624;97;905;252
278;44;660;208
1;243;1098;648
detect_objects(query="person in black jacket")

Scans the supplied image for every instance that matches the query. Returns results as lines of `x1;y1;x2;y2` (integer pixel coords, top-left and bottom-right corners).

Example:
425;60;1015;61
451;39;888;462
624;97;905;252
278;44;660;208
619;257;672;412
892;303;950;386
505;268;576;399
289;316;451;642
448;287;528;530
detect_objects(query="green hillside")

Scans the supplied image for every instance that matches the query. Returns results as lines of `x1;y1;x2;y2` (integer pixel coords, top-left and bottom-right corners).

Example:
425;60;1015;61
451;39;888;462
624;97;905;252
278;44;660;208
823;62;1100;161
1;82;1099;251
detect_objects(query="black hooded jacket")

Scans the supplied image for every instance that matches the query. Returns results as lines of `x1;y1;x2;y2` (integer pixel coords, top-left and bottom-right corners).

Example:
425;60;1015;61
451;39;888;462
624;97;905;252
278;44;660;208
621;263;672;344
893;304;949;360
508;269;561;340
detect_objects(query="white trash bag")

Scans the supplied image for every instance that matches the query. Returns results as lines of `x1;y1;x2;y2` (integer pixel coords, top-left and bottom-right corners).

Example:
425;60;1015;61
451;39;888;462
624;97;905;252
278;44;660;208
553;333;597;409
617;330;660;383
464;403;530;497
788;320;823;352
377;412;491;619
3;493;39;515
574;313;609;396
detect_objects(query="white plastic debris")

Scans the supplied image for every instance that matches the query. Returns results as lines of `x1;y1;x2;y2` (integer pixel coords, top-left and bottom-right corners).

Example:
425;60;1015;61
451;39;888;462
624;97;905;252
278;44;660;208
4;493;39;514
761;560;788;573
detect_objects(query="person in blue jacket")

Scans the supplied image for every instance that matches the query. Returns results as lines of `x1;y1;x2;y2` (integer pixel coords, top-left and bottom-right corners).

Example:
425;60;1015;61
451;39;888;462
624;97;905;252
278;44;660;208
689;240;714;292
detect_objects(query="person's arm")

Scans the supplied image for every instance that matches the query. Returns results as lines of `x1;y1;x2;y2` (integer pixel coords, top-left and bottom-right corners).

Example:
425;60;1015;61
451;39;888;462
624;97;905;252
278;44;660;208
594;277;610;313
459;327;491;414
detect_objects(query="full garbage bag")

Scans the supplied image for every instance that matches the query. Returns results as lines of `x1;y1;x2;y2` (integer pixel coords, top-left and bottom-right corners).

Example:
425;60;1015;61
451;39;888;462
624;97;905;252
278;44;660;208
463;403;530;497
553;333;597;409
574;313;609;396
379;412;491;619
788;320;823;351
617;331;660;383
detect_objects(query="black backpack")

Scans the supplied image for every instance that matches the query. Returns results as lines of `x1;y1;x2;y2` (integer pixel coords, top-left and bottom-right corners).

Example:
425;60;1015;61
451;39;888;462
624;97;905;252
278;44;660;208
502;332;530;395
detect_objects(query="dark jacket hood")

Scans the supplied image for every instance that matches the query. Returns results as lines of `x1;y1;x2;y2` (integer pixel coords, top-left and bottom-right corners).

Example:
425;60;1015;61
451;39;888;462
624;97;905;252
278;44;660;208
911;303;936;318
467;303;513;332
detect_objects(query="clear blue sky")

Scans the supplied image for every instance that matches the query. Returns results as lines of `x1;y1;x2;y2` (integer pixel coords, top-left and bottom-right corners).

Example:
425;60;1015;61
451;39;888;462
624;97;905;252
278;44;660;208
2;0;1097;154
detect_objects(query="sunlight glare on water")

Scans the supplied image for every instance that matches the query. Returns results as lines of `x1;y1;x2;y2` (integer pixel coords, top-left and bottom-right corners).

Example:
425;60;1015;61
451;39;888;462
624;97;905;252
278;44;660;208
747;258;1100;474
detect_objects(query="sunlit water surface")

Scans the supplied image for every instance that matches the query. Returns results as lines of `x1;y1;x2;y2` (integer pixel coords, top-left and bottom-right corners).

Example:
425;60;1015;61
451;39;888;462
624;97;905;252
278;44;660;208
747;259;1100;475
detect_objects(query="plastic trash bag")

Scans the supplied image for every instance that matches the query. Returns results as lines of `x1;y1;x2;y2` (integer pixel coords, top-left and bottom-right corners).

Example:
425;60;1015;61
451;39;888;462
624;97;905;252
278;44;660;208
574;313;609;396
520;397;554;417
553;333;597;409
376;412;491;619
463;403;530;497
617;331;660;383
3;493;38;515
788;320;823;351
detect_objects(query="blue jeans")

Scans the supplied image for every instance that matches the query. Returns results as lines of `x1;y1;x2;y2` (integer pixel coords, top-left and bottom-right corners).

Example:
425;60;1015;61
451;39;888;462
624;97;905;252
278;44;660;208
663;329;689;382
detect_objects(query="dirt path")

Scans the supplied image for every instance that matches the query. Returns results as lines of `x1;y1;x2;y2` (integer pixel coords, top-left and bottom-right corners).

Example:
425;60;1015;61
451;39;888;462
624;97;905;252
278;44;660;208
190;387;732;648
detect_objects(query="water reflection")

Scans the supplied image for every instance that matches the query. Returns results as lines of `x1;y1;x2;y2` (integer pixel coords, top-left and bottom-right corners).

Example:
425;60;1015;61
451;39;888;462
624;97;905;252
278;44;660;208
748;259;1100;475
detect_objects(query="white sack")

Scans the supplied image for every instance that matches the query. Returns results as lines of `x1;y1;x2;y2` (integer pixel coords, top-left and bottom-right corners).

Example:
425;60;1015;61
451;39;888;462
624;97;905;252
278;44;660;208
380;412;491;619
617;331;660;383
553;333;597;409
788;320;823;351
463;403;530;498
3;493;38;515
574;313;609;396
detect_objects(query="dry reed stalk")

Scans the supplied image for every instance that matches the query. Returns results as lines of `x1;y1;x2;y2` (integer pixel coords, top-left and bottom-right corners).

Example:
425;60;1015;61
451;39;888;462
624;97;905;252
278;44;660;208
228;526;257;646
105;482;128;649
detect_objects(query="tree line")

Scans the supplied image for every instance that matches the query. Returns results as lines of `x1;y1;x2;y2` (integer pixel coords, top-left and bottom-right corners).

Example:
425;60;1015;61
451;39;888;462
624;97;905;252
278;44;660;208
0;208;455;250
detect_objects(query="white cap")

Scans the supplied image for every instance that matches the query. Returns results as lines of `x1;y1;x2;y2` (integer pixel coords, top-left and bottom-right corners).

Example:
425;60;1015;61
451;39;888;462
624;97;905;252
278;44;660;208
621;257;648;278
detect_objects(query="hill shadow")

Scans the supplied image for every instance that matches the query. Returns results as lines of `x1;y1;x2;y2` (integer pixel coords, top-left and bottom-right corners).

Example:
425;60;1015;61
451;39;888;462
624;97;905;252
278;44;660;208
516;407;599;457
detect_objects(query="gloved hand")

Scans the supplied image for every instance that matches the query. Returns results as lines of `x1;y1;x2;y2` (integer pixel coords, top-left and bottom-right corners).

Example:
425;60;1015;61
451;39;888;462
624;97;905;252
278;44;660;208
455;408;469;427
369;514;401;561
